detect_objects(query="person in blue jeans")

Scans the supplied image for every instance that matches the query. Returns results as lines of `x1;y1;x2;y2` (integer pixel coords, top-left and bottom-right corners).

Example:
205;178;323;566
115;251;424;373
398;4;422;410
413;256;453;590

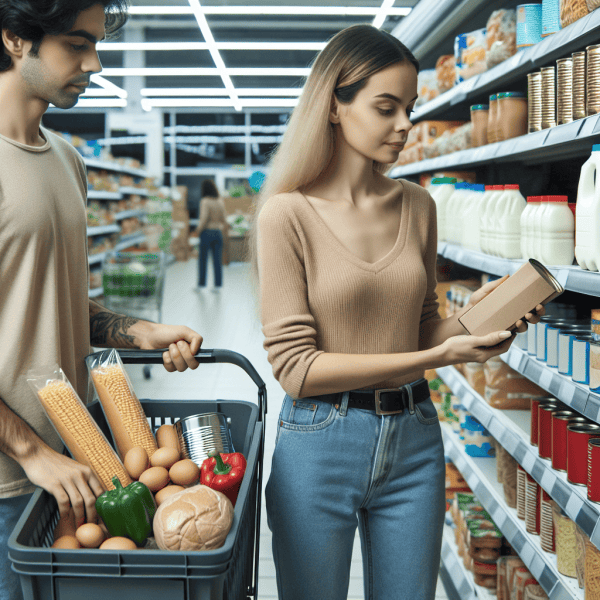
194;179;229;289
249;24;543;600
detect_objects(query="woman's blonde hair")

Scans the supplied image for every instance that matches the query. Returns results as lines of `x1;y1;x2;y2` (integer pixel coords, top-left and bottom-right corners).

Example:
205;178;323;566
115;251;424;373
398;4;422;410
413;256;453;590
246;24;418;313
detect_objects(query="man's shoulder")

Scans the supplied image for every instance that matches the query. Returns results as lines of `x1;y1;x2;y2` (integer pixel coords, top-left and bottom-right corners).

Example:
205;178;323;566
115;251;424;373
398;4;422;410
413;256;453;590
43;128;86;170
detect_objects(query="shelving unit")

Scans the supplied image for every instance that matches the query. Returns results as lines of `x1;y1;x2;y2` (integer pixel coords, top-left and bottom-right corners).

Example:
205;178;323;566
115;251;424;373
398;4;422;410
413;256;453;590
83;157;149;179
442;421;583;599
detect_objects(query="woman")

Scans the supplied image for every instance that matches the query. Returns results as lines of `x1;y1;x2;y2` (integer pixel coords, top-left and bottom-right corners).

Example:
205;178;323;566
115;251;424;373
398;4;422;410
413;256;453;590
194;179;228;289
249;24;543;600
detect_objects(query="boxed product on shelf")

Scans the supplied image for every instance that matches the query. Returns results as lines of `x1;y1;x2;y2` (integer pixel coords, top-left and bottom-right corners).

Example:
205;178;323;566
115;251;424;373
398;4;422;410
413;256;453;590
486;9;517;69
461;414;495;457
455;28;488;84
435;55;456;93
87;203;115;227
87;171;120;193
415;69;439;108
423;123;473;159
560;0;590;28
89;269;102;290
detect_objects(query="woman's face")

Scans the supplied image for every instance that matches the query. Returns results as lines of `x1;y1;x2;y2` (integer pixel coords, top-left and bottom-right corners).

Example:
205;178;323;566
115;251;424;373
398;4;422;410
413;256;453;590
331;61;418;164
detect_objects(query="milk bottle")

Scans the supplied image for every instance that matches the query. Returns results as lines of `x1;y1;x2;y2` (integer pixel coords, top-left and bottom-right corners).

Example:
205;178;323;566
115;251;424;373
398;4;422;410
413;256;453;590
462;184;485;250
520;196;537;260
430;177;456;242
575;144;600;271
531;196;549;262
540;196;575;265
457;184;474;246
445;183;467;244
481;185;505;255
478;185;501;253
497;184;526;259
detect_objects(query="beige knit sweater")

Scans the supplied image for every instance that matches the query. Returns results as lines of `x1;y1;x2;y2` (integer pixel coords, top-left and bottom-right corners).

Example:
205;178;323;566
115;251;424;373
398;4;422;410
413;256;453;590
257;179;441;399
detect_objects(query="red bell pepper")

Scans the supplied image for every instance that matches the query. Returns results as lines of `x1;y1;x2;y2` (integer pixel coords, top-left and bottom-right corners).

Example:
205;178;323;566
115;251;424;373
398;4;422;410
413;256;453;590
201;450;247;507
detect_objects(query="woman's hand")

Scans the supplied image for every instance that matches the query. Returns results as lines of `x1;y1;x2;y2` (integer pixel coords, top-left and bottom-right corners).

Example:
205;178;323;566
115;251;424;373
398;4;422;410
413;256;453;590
440;330;515;365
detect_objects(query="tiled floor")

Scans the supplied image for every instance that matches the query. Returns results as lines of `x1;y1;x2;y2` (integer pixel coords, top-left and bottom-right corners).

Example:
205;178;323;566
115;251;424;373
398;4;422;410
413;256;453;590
124;257;449;600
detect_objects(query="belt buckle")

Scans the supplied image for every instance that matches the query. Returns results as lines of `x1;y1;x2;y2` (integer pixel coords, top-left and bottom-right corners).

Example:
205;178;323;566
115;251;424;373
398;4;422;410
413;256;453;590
374;388;405;416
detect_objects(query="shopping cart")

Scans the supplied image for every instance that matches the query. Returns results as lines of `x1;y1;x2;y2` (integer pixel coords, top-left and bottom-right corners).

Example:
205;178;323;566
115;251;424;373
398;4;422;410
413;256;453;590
8;348;267;600
101;251;167;379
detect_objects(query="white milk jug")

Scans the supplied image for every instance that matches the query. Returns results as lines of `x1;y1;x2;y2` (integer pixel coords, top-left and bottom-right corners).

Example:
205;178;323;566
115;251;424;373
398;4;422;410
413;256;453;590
520;196;536;260
462;184;485;250
481;185;505;255
445;183;468;244
531;196;549;262
540;196;575;265
430;177;456;243
497;184;526;259
575;145;600;271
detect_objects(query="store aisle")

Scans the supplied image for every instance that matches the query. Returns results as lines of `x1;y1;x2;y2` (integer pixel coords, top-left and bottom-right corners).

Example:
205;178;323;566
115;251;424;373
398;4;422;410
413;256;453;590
124;257;449;600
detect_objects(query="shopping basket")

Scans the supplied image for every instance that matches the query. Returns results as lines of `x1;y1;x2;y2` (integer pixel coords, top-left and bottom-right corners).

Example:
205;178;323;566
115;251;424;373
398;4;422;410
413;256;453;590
8;349;267;600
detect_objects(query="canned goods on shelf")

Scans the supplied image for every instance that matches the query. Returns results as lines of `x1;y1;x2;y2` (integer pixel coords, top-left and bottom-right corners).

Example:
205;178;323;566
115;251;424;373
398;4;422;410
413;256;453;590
590;341;600;393
572;335;593;385
552;410;582;472
568;423;600;486
541;66;556;129
572;51;587;120
587;44;600;116
588;438;600;503
517;464;527;520
528;72;543;133
525;474;541;535
540;490;556;553
530;397;557;446
539;402;564;459
557;57;574;125
517;4;543;51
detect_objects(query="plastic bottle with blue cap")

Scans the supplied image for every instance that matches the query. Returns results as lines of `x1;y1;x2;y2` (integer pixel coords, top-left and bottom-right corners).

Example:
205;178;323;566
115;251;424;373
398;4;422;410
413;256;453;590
429;177;456;242
575;144;600;271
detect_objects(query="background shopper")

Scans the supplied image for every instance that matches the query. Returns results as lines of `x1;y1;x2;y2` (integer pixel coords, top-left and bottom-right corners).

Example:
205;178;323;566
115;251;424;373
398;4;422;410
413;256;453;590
0;3;203;599
194;179;229;289
250;24;543;600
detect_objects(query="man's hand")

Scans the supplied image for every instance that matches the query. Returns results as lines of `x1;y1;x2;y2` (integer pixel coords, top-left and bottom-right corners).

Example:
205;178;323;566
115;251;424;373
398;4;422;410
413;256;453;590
19;445;104;527
139;323;203;372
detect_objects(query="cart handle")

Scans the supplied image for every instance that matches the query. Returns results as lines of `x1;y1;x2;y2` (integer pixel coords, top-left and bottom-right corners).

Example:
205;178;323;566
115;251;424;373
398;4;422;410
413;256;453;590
95;348;267;421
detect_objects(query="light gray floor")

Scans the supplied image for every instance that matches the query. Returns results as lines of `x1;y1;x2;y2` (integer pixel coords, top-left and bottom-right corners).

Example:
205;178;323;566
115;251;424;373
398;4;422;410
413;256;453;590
124;257;449;600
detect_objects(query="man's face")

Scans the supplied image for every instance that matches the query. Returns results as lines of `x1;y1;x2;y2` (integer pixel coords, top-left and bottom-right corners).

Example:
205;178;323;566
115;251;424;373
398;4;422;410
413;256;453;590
20;3;105;109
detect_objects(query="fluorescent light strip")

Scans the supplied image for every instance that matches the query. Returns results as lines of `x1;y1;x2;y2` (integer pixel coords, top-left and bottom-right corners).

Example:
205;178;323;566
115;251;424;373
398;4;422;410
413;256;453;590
97;42;326;51
188;0;241;112
74;99;128;108
128;6;412;16
141;98;298;110
90;74;127;98
372;0;396;29
141;87;302;97
101;67;311;76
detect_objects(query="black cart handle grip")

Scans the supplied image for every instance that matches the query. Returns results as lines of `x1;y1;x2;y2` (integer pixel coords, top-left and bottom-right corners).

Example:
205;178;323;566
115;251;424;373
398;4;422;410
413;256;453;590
101;348;267;419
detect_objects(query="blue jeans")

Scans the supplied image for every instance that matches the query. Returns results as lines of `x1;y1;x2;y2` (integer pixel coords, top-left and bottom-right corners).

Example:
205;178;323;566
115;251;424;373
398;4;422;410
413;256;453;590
0;492;33;600
266;385;445;600
198;229;223;287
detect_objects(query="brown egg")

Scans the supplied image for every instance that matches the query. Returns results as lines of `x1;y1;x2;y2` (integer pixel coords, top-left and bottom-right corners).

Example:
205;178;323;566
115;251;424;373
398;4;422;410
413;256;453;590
139;466;170;492
156;424;180;453
155;485;186;506
99;536;137;550
150;447;180;470
51;535;81;549
169;459;200;486
75;523;106;548
124;446;149;480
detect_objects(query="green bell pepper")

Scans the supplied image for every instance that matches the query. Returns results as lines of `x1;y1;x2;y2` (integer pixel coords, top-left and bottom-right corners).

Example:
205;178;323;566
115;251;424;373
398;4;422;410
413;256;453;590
96;476;157;546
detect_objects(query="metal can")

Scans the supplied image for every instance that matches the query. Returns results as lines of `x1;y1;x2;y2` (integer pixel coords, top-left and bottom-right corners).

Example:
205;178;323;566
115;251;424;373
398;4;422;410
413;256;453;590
558;328;591;375
588;438;600;503
528;72;543;133
528;322;537;355
531;397;559;446
546;324;562;367
542;0;561;36
541;65;556;129
557;57;574;125
540;489;556;553
517;464;527;519
515;330;529;350
572;335;592;385
538;318;570;362
567;423;600;486
591;341;600;393
573;51;587;120
587;44;600;117
525;473;541;535
552;411;585;471
539;402;564;459
517;4;543;51
592;308;600;341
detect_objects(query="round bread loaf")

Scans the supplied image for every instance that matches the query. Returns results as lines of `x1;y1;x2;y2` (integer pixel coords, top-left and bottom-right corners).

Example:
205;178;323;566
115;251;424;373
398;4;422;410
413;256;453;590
153;484;234;551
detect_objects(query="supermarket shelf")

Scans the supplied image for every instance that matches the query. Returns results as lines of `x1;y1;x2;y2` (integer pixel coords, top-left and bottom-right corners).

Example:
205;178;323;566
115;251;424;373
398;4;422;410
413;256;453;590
88;286;103;298
389;115;600;177
84;158;149;179
411;9;600;121
498;345;600;426
87;224;120;236
436;242;600;297
437;364;600;555
88;252;106;266
120;186;151;197
114;233;146;251
87;190;122;200
442;421;583;600
114;209;146;221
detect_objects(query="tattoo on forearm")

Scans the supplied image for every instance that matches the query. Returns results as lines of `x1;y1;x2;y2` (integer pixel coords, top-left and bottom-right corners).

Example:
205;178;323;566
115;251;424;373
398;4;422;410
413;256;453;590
89;301;142;348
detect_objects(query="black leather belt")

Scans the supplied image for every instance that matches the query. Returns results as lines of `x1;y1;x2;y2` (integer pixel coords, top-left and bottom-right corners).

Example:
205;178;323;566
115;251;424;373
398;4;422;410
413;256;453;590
316;378;430;416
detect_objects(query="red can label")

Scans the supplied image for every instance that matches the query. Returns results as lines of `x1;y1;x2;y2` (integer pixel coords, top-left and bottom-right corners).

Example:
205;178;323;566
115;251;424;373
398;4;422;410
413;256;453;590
588;439;600;502
568;425;600;486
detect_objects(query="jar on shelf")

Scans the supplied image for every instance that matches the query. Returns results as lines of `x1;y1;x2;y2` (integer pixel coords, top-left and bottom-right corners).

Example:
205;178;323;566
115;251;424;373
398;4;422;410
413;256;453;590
497;92;528;140
470;104;489;147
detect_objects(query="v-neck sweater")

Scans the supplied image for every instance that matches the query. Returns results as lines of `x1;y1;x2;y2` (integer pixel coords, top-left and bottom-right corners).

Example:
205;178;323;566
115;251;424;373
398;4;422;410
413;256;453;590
257;179;441;399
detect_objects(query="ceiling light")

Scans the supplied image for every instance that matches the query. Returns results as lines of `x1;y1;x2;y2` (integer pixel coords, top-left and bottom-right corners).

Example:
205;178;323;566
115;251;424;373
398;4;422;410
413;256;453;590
101;68;311;76
128;6;412;16
97;42;326;51
90;74;127;98
141;98;299;109
141;87;302;97
372;0;397;29
188;0;242;112
74;99;128;108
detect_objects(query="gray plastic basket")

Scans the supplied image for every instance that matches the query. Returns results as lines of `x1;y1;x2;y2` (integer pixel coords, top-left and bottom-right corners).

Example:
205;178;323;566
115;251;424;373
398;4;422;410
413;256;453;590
8;349;266;600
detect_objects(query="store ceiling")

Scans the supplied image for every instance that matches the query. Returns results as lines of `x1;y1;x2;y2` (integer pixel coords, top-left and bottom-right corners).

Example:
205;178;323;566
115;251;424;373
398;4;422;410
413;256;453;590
83;0;418;113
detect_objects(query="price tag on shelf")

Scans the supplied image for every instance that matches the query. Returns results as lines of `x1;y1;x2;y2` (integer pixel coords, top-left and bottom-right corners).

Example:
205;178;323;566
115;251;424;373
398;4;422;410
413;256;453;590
539;369;553;391
559;380;576;405
541;470;557;492
501;430;519;454
565;493;585;521
522;451;536;472
519;541;535;567
461;391;475;411
528;554;546;580
508;349;522;371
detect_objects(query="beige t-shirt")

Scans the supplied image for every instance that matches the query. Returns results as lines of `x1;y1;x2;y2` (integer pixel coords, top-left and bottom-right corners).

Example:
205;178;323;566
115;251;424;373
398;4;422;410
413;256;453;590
197;196;227;231
258;180;441;399
0;126;91;498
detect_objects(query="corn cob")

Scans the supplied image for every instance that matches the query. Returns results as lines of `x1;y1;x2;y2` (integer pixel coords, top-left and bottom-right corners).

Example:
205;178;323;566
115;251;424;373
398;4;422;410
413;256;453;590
91;365;158;460
37;380;131;491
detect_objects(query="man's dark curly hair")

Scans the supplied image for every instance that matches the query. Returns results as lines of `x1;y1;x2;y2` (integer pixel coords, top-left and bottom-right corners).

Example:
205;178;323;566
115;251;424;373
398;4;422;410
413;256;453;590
0;0;129;71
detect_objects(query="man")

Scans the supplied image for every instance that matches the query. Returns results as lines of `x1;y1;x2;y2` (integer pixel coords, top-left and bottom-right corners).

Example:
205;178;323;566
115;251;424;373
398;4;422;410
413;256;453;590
0;2;202;597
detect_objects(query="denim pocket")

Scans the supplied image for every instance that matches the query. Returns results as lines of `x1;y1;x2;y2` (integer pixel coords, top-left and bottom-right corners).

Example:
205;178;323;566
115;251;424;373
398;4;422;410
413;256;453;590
414;397;439;425
279;395;337;432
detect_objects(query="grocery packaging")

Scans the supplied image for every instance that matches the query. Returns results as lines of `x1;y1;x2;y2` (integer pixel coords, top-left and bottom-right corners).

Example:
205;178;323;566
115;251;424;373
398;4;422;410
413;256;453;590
435;55;456;93
496;92;528;141
517;4;543;51
542;0;562;35
538;196;575;266
153;485;234;551
470;104;489;147
552;501;578;577
415;69;439;108
560;0;589;28
87;348;159;461
486;10;517;68
455;28;488;83
575;145;600;271
26;365;132;491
